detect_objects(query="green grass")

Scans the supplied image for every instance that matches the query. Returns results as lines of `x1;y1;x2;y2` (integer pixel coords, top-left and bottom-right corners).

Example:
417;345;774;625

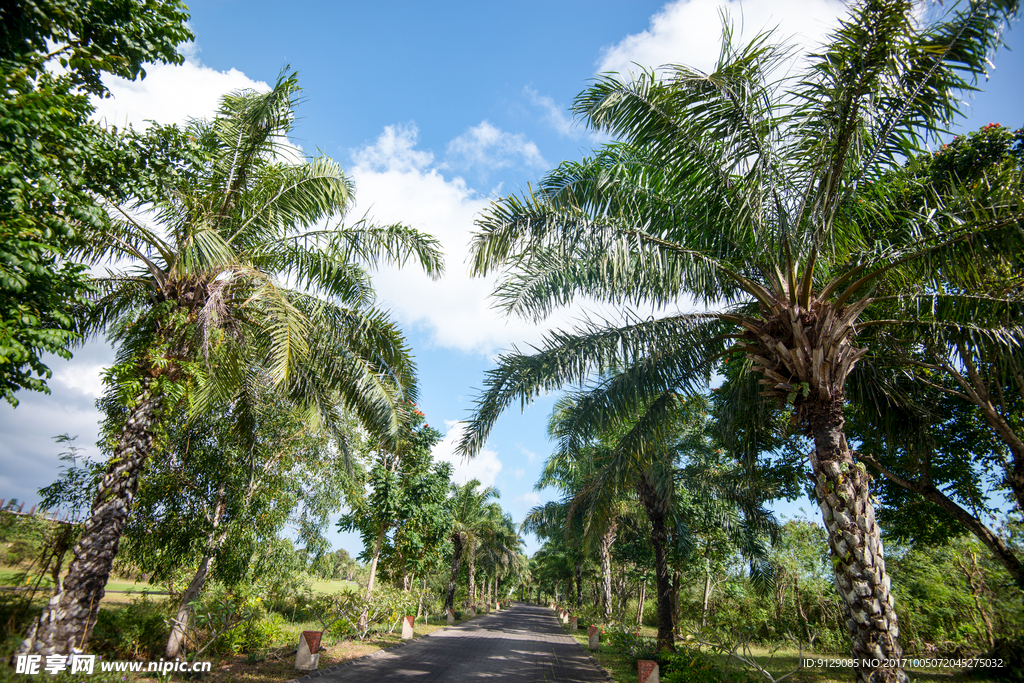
307;578;359;594
567;625;1006;683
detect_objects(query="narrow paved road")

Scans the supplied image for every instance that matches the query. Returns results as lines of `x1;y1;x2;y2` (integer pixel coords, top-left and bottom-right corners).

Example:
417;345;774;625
293;602;608;682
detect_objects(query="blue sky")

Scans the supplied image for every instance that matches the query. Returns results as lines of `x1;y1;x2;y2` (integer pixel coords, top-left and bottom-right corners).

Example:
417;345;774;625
1;0;1022;559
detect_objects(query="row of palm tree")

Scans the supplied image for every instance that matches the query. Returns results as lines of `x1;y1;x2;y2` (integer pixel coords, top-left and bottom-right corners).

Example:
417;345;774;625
20;73;444;656
443;479;525;612
456;2;1021;682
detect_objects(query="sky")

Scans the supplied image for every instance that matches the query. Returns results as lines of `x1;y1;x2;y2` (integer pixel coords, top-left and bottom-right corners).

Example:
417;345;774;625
1;0;1022;559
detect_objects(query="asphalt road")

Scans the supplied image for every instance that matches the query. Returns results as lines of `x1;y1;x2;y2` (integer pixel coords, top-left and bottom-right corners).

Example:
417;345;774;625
291;602;609;683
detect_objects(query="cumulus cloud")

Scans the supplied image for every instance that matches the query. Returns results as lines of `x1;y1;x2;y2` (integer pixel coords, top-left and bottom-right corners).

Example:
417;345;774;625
432;420;503;487
598;0;844;77
444;121;547;178
349;123;623;357
92;54;269;130
54;364;107;399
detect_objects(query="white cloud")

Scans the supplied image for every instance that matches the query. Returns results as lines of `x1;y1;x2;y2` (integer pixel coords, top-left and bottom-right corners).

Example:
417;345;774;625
598;0;844;77
444;121;547;177
520;446;537;463
432;420;503;487
512;468;526;480
349;124;624;357
352;123;435;173
92;55;269;130
524;88;577;138
54;364;107;399
516;491;542;507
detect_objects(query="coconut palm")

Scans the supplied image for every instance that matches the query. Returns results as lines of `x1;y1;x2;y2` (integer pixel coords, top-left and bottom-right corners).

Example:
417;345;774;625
20;72;443;656
458;2;1019;679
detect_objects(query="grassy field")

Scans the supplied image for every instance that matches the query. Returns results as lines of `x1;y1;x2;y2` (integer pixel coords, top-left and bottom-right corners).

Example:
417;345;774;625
566;619;1003;683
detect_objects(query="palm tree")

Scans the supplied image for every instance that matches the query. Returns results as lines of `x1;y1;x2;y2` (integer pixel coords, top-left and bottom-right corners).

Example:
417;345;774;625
20;72;443;656
458;3;1019;679
477;508;524;606
444;480;500;612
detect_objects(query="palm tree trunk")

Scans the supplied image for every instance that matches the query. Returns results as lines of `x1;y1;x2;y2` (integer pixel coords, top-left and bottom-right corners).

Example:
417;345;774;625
574;560;583;607
637;474;674;652
444;533;463;612
20;385;161;656
467;542;477;607
599;522;616;621
808;408;905;683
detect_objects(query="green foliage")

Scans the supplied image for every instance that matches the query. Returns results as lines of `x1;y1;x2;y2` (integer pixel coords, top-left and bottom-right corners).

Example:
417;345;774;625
661;646;759;683
339;406;452;584
90;597;169;659
216;612;286;655
888;535;1024;654
0;0;192;404
605;626;659;666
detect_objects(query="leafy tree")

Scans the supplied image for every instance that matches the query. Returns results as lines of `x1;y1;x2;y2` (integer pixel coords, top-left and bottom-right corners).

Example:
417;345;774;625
458;2;1019;678
338;405;451;625
0;0;192;404
19;74;444;657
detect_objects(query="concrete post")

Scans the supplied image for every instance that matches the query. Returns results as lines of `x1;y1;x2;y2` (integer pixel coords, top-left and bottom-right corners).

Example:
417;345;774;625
447;608;455;625
295;631;321;671
560;610;569;625
570;615;578;632
401;615;414;640
466;606;476;618
588;625;600;651
639;660;660;683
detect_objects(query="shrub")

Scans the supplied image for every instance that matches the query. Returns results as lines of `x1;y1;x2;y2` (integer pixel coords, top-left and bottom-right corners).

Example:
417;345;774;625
661;646;759;683
605;626;659;667
216;612;285;654
90;597;169;659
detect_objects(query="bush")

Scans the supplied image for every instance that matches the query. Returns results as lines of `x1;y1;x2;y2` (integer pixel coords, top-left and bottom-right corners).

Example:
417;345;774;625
90;597;169;659
661;646;759;683
605;626;659;667
216;612;285;654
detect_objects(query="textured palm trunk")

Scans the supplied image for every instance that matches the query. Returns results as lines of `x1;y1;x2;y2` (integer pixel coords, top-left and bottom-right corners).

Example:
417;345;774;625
598;522;617;621
637;474;674;652
574;560;583;607
744;296;906;682
444;533;463;612
808;408;906;683
20;386;161;655
467;543;477;607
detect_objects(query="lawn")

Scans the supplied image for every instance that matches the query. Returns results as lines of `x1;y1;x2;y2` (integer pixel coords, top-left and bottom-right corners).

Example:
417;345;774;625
567;620;1004;683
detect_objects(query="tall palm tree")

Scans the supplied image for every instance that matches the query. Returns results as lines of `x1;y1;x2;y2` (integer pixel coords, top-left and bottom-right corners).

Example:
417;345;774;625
458;3;1019;679
21;73;443;656
443;480;500;612
477;508;523;605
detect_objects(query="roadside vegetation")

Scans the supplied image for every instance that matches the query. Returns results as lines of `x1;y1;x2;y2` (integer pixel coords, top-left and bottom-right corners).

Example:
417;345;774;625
2;0;1023;682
